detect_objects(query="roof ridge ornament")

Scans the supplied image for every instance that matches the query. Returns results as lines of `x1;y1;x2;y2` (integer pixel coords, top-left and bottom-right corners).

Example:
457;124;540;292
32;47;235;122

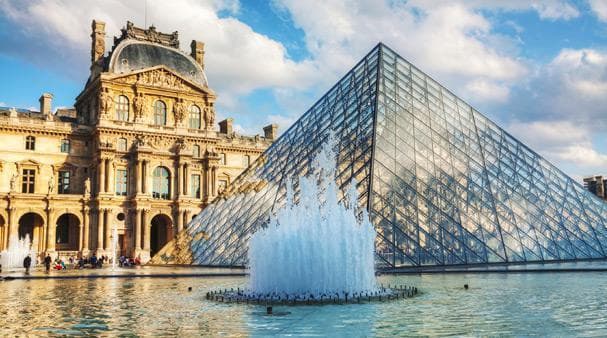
115;21;179;49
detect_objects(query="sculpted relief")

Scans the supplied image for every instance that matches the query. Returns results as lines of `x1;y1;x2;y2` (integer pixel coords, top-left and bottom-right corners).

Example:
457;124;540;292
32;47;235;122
136;69;190;91
203;106;215;130
99;88;113;119
174;99;187;125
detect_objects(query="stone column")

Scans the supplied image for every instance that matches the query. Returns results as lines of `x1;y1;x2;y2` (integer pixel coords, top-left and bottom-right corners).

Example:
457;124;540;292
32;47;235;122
104;209;112;251
142;160;148;194
104;159;110;194
97;209;105;252
107;161;115;194
78;223;84;252
134;209;142;251
135;160;143;195
176;210;183;235
142;209;150;251
98;158;106;193
183;164;189;196
46;208;56;253
177;163;183;197
82;208;90;254
6;207;17;250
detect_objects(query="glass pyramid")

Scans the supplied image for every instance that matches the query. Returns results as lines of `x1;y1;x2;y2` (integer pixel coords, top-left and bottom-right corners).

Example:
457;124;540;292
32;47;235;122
165;43;607;269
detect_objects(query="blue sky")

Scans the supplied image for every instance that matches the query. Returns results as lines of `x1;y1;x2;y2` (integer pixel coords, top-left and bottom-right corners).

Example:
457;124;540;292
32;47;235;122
0;0;606;180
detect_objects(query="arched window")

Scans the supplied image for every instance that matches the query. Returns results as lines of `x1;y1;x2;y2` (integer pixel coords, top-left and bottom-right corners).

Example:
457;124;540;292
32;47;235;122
188;105;201;129
154;100;167;125
192;144;200;158
117;138;127;152
115;95;129;121
152;166;171;199
25;136;35;150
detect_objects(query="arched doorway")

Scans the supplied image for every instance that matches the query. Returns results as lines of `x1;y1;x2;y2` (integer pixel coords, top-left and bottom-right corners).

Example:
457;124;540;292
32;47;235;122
55;213;80;251
150;214;172;257
18;212;44;253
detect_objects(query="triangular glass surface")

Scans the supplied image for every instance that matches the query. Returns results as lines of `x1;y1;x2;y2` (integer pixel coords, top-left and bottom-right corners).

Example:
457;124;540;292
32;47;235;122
181;43;607;268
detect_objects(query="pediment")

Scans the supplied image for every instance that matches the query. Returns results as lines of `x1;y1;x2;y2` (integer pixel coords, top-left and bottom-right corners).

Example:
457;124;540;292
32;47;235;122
104;66;215;96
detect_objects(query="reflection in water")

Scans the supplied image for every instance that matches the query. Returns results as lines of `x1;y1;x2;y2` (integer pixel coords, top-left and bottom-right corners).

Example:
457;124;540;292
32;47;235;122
1;272;607;335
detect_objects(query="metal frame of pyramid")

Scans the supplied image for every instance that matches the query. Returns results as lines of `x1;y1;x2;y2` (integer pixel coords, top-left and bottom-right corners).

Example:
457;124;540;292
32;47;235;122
173;43;607;269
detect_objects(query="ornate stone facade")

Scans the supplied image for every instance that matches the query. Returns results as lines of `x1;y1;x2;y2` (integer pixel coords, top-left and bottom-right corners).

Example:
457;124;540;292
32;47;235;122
0;21;275;263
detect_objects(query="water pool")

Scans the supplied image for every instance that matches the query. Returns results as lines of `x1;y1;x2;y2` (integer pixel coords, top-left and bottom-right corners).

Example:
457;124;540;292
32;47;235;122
1;270;606;336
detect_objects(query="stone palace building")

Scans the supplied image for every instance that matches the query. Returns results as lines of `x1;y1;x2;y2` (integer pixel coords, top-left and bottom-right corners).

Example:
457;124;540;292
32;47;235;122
0;20;275;263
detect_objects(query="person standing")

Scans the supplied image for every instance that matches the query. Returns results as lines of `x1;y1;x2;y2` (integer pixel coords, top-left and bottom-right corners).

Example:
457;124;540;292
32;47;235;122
44;254;52;273
23;255;32;275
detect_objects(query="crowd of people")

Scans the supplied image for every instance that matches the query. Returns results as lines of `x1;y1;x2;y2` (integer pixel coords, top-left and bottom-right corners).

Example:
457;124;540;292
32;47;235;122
18;253;143;274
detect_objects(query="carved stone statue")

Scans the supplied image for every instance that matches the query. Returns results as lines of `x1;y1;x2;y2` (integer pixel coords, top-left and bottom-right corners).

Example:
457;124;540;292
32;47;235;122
99;88;113;118
9;174;17;192
48;173;55;194
174;99;186;125
174;137;187;153
133;93;145;119
204;106;215;130
84;177;91;195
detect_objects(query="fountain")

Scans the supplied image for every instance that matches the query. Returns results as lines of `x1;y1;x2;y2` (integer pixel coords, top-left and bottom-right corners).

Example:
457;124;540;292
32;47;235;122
207;138;418;304
248;138;377;298
0;234;36;270
111;226;118;270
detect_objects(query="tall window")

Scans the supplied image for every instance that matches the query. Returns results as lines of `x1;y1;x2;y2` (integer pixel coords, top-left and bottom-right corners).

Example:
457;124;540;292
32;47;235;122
58;170;70;194
154;100;167;125
115;95;129;121
22;169;35;193
25;136;35;150
60;139;70;153
117;138;127;152
188;105;201;129
116;169;128;196
219;153;226;165
243;154;251;167
152;166;170;199
192;144;200;158
191;174;201;198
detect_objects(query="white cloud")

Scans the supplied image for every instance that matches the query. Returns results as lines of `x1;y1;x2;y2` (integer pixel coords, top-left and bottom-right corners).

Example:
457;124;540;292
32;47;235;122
589;0;607;21
0;102;6;106
508;48;607;132
276;0;528;106
508;120;607;174
531;1;579;20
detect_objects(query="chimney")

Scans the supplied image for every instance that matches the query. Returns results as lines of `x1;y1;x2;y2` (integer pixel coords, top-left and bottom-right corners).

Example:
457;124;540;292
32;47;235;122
190;40;205;69
39;93;53;118
91;20;106;67
219;118;233;134
263;124;278;140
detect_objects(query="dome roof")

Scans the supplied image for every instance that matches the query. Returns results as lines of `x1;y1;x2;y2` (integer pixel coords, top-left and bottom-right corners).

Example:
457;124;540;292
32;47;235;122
108;40;208;88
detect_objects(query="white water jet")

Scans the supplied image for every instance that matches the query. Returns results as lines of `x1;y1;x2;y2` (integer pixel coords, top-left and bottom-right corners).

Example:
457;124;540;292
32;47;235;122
111;226;118;270
248;137;378;298
0;235;36;270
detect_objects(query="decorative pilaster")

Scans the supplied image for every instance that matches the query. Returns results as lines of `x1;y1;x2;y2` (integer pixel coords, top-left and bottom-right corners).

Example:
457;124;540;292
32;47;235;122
176;210;184;235
134;209;142;251
98;158;106;193
104;209;112;251
46;208;56;253
82;207;90;254
97;209;105;252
